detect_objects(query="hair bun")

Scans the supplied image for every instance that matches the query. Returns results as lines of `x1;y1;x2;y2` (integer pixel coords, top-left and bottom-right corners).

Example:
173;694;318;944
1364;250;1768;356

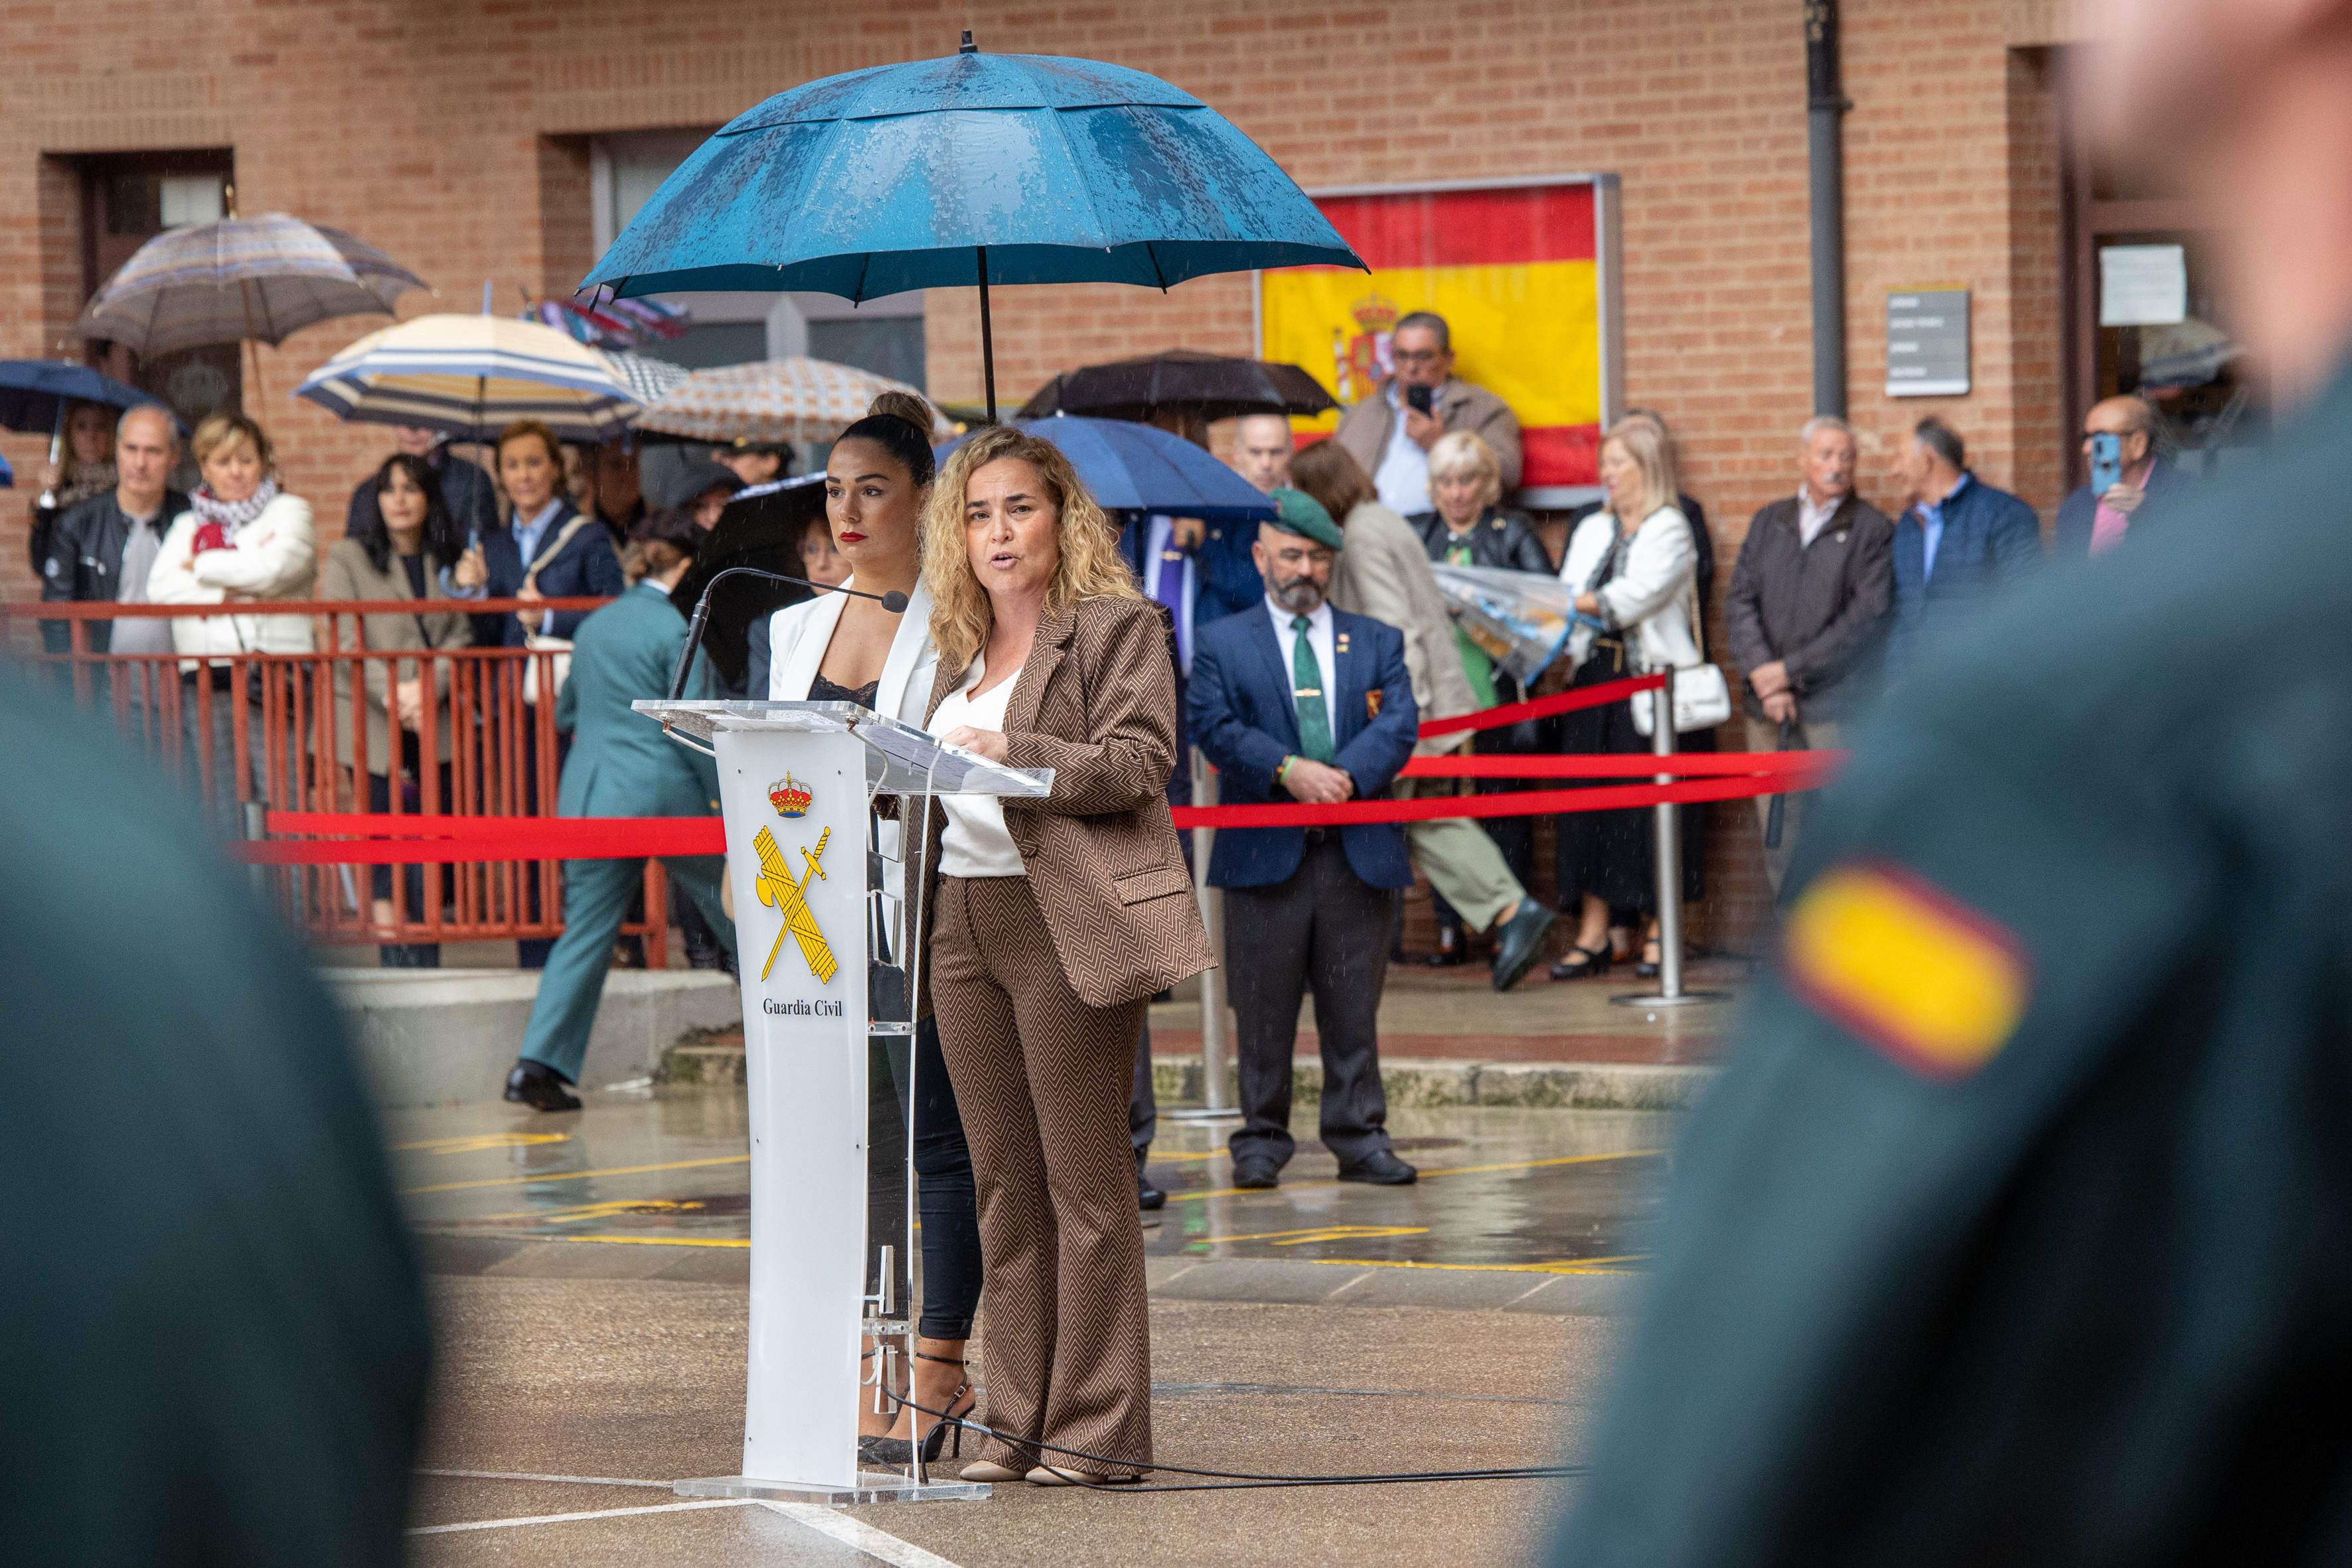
866;390;935;435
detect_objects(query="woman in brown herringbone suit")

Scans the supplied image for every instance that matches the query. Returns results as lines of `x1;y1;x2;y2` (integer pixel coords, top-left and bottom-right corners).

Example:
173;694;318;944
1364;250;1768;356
917;426;1214;1486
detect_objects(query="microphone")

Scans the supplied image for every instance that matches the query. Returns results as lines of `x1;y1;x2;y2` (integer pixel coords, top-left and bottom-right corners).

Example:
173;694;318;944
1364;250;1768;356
667;566;909;701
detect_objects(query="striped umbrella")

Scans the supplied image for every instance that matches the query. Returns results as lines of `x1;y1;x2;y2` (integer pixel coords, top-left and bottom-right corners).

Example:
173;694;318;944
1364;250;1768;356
74;212;426;356
293;313;641;441
634;356;949;445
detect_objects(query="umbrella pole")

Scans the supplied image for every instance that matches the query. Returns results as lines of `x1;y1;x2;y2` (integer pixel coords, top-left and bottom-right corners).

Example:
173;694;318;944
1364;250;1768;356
976;246;997;425
239;279;268;411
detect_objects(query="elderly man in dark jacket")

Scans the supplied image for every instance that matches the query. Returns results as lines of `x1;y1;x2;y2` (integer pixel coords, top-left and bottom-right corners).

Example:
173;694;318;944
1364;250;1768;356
1725;415;1894;894
1886;416;2043;673
38;404;188;661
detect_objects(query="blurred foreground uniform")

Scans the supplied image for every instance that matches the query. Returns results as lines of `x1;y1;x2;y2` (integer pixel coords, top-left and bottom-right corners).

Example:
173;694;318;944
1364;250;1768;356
1557;368;2352;1565
0;673;429;1565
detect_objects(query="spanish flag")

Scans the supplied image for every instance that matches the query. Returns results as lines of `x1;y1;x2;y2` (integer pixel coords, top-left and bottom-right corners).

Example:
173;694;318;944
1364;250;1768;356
1259;183;1604;488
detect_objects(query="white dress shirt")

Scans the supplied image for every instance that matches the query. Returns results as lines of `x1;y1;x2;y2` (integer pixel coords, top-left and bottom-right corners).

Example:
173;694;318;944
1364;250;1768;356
932;657;1028;878
1371;381;1432;516
1265;594;1337;723
1796;484;1842;547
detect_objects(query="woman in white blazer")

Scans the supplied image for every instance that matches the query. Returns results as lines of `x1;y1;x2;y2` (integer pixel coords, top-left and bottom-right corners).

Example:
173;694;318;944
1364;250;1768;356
1549;418;1708;980
145;412;317;837
763;392;977;1470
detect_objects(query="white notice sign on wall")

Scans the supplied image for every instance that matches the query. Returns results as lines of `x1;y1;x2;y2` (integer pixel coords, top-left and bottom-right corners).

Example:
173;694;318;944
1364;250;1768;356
2099;244;2188;327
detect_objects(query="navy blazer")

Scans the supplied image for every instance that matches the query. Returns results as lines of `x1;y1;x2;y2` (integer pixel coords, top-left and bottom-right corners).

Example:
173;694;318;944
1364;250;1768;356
479;500;626;647
1889;474;2044;668
2052;458;2188;559
1194;517;1267;631
1189;603;1419;891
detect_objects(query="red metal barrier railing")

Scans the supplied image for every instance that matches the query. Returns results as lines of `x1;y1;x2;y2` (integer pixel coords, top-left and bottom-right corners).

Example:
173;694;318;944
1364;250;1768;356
3;597;674;960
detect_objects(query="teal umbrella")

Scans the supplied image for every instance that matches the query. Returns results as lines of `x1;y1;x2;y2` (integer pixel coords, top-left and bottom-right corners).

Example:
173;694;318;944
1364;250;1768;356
583;34;1363;421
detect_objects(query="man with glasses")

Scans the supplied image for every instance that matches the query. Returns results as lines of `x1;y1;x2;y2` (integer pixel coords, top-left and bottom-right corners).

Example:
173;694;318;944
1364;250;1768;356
1332;311;1523;517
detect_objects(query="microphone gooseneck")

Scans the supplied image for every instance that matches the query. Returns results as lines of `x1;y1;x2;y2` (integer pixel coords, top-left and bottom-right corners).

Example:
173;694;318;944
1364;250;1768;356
665;566;910;701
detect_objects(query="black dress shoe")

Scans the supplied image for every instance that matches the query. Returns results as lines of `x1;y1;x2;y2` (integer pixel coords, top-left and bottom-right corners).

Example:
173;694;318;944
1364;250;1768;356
1137;1169;1167;1210
1337;1149;1418;1186
1231;1155;1281;1190
505;1059;582;1112
1488;903;1558;994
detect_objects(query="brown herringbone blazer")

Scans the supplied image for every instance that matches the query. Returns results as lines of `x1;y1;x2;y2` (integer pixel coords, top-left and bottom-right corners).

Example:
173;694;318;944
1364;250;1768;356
917;593;1214;1010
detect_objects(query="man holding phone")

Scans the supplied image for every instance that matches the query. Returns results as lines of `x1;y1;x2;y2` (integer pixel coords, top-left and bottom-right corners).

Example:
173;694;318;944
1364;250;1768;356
2055;394;2183;556
1333;311;1523;516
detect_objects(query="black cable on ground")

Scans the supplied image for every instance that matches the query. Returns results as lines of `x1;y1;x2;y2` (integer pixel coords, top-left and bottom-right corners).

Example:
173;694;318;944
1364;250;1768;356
886;1393;1585;1494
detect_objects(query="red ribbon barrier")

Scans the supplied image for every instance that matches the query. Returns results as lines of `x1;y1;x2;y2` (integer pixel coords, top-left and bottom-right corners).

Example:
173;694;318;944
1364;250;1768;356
244;813;725;864
1415;672;1665;738
1398;751;1840;779
1169;771;1827;830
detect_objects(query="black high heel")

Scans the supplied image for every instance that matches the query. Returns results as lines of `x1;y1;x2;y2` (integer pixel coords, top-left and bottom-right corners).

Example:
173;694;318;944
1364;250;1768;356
1548;943;1611;981
858;1352;974;1468
1634;939;1663;980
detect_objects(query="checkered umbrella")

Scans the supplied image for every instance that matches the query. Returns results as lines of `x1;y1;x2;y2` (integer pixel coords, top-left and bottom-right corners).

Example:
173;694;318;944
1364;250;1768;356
74;212;426;356
633;357;951;445
600;350;690;408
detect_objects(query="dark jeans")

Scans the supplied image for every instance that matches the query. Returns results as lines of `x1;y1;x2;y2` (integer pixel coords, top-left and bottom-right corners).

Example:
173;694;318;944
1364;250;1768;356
868;1016;981;1341
368;761;449;966
1224;834;1398;1170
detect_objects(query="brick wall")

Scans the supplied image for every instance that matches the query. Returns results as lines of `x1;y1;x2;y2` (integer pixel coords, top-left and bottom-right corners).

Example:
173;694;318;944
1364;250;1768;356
1;0;2078;951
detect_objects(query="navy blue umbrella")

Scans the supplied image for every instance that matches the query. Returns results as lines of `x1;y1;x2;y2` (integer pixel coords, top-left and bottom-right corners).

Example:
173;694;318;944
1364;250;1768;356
0;360;173;435
583;34;1363;420
937;416;1276;522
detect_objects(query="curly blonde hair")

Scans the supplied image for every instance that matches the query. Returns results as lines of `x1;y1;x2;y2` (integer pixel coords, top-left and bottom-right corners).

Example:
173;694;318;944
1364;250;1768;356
924;426;1140;676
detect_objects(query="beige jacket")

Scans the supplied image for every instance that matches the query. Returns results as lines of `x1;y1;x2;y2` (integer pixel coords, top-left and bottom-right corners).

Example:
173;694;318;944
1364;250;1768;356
916;595;1214;1010
317;536;473;771
1333;375;1525;496
1326;501;1478;756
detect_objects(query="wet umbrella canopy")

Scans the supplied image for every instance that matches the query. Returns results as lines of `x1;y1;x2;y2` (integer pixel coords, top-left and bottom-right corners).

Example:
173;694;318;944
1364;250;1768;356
935;415;1277;522
583;37;1362;420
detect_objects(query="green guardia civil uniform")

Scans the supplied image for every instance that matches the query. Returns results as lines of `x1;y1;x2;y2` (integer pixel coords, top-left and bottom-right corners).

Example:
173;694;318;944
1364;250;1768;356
518;580;736;1085
1555;364;2352;1565
0;670;429;1565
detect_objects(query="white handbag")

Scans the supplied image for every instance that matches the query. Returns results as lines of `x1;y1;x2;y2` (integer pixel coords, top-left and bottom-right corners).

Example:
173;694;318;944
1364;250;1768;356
517;513;594;708
1630;573;1734;737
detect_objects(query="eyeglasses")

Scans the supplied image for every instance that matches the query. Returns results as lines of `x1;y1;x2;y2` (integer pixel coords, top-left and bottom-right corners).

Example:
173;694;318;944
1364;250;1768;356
1391;348;1444;365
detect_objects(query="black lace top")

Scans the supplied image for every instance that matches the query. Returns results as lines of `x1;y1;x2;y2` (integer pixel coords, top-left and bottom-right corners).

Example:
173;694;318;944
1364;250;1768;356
808;672;880;710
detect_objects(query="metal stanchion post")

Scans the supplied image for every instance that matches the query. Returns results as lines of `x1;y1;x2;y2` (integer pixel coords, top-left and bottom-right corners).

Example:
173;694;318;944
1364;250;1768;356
1166;745;1241;1121
1614;666;1731;1008
242;799;271;903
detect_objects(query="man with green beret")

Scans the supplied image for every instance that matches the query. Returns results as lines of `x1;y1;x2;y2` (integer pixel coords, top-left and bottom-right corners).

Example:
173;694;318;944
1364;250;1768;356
0;671;429;1564
1553;1;2352;1561
1189;487;1422;1188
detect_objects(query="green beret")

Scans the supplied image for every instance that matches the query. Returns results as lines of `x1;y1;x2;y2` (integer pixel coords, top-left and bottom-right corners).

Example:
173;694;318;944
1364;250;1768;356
1268;487;1344;551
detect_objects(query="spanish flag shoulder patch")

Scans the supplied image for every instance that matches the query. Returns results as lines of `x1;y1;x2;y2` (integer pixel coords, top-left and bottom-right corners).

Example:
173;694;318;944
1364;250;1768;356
1782;860;2033;1081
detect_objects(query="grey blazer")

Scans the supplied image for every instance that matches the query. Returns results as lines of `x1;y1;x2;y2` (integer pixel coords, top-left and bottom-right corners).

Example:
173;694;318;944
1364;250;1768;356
317;537;473;771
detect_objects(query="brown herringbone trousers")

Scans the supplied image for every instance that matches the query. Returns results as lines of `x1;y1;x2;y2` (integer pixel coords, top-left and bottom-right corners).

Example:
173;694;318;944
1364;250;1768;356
931;874;1154;1475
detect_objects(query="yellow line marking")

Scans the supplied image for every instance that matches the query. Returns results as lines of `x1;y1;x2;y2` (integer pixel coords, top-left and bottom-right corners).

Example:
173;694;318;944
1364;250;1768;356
1314;1255;1646;1276
390;1132;572;1155
400;1154;749;1196
1196;1225;1430;1246
472;1198;708;1224
1171;1148;1660;1202
550;1233;750;1249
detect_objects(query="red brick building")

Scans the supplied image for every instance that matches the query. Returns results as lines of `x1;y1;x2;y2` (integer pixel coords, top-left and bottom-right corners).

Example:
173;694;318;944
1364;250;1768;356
0;0;2248;947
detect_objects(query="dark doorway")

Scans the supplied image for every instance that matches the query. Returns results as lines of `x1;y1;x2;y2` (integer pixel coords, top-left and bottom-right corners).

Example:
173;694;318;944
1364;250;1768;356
77;150;242;433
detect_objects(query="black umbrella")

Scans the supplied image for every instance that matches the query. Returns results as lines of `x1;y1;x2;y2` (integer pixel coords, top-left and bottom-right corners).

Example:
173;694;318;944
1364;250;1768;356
1018;350;1338;424
668;475;828;694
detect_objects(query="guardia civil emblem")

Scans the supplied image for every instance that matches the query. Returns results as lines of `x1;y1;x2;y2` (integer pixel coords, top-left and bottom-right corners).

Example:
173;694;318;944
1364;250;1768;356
752;825;836;984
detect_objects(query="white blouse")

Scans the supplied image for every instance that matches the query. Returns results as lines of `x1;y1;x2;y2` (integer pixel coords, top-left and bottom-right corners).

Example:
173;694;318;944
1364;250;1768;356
931;659;1027;879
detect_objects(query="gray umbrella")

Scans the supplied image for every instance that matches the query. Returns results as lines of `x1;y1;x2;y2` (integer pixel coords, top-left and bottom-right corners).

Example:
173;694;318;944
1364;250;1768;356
74;212;427;356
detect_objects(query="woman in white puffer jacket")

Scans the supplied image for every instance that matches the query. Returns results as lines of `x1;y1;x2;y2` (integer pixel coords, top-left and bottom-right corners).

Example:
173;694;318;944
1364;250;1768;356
148;411;317;659
147;412;317;834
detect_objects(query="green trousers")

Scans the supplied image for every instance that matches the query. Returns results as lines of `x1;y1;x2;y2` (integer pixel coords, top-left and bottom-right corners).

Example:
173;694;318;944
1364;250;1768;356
519;854;736;1085
1398;776;1525;931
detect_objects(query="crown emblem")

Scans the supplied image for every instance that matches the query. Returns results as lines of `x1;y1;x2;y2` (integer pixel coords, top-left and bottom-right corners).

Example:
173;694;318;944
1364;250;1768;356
767;773;813;819
1349;293;1399;332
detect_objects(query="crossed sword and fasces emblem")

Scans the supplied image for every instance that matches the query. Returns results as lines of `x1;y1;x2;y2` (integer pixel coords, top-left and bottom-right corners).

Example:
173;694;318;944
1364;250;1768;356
751;824;838;984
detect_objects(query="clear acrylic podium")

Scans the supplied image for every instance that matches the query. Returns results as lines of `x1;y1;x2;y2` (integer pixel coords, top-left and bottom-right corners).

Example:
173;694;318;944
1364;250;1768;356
635;699;1053;1504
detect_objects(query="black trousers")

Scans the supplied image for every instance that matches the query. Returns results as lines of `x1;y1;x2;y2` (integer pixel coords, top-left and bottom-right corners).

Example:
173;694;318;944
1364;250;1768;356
866;1016;982;1342
1223;834;1398;1169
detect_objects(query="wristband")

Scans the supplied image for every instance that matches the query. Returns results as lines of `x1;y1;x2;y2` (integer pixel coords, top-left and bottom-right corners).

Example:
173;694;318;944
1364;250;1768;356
1276;755;1297;789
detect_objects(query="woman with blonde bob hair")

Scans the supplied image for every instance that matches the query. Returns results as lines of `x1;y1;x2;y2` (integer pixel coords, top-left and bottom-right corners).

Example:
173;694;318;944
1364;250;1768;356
915;425;1212;1486
1549;415;1707;980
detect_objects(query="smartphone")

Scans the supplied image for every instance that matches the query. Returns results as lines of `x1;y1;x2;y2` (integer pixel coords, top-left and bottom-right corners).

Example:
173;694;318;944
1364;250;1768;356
2090;431;2122;495
1405;384;1435;418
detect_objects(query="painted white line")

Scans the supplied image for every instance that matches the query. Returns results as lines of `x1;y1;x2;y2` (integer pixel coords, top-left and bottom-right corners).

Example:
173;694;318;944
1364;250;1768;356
414;1467;672;1488
407;1498;755;1535
763;1501;969;1568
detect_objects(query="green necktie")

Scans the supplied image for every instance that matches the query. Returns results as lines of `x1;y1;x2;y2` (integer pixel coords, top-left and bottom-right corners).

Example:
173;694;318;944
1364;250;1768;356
1290;614;1334;763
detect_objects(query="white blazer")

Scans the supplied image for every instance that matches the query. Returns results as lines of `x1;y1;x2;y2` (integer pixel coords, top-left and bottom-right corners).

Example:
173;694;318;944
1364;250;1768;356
765;575;939;730
1557;505;1702;674
147;491;318;661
